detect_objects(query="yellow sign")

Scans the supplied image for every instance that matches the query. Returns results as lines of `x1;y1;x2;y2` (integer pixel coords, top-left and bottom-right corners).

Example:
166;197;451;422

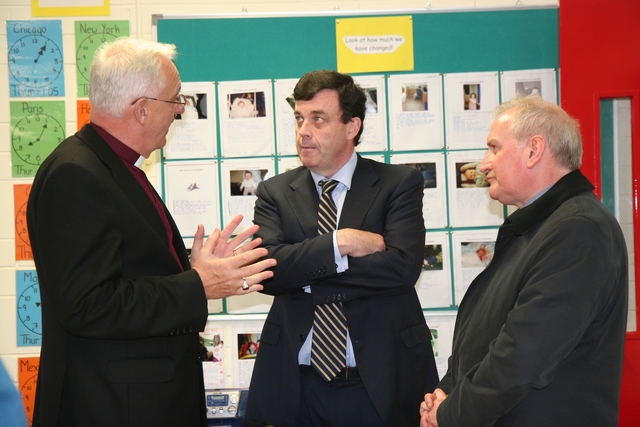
336;16;414;74
32;0;110;17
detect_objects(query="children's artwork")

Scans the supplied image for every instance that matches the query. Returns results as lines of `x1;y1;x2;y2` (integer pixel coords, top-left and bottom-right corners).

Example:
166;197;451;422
444;72;499;149
388;73;444;150
164;82;217;159
500;68;557;104
218;80;275;158
446;150;504;227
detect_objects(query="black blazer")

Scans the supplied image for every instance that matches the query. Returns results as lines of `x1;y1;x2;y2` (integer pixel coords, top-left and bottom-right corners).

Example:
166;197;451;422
27;125;209;427
244;155;439;427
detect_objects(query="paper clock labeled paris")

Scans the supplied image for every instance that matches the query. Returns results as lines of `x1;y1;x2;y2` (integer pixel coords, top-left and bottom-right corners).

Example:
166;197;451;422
16;270;42;347
7;20;65;97
75;20;130;97
11;100;66;178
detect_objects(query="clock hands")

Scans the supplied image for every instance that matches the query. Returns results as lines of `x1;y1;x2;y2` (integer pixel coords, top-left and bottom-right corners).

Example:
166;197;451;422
28;123;48;146
34;41;47;64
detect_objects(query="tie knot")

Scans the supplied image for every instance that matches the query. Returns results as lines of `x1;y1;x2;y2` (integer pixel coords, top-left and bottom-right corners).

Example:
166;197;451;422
320;179;339;196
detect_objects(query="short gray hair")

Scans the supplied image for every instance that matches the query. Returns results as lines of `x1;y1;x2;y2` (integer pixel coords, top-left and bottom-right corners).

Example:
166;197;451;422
495;95;582;170
89;37;177;117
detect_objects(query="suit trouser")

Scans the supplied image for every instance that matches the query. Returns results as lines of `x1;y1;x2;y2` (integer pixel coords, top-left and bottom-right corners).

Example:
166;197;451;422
298;365;385;427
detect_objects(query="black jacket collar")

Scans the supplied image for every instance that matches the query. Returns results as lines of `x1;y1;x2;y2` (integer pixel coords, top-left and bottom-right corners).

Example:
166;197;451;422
506;169;596;236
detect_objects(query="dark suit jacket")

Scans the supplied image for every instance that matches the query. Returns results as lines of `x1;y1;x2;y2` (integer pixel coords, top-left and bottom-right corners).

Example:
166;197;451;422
437;171;628;427
27;125;209;427
244;155;439;427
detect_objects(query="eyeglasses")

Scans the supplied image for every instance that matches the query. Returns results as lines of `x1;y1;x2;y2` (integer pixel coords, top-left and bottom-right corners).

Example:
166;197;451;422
131;94;187;106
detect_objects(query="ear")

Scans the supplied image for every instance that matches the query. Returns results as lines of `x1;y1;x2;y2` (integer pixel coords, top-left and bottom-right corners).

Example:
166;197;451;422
525;135;546;169
347;117;362;141
132;99;148;125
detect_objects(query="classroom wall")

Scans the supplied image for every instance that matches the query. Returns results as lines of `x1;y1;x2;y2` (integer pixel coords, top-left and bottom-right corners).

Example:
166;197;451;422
0;0;559;395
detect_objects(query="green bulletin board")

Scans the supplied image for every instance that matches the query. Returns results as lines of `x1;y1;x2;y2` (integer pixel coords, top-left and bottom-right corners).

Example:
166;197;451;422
156;8;558;82
154;6;559;314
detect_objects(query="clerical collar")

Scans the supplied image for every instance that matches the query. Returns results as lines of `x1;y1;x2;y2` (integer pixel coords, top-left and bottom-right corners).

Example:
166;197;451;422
89;123;143;167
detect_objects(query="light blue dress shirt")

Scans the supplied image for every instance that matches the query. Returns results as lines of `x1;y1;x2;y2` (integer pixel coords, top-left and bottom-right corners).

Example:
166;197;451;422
298;150;358;367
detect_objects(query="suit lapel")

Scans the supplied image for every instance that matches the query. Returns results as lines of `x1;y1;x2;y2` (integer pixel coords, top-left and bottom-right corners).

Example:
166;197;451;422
340;157;379;228
76;125;172;249
286;170;320;238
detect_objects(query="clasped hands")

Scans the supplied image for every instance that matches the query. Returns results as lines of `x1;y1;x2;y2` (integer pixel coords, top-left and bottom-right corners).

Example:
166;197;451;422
420;388;447;427
190;214;277;299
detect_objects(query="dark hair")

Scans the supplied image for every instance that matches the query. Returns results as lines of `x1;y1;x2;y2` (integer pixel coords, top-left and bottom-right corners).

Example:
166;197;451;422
293;70;366;146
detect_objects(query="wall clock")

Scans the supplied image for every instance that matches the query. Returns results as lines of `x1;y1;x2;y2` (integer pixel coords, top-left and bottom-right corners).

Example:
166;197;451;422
10;101;66;178
75;20;130;97
17;282;42;336
7;20;65;97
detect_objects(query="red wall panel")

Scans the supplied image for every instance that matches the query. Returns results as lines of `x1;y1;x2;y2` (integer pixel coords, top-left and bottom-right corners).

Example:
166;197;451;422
559;1;640;425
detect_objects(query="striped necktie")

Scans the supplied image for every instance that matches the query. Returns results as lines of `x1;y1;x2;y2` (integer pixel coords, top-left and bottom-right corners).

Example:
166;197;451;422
311;179;347;381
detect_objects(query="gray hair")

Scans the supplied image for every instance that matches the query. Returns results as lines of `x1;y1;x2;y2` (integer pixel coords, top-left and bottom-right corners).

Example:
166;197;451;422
89;37;177;117
495;95;582;170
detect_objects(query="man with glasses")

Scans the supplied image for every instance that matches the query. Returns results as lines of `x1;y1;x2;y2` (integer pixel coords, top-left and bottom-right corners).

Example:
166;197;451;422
27;37;276;427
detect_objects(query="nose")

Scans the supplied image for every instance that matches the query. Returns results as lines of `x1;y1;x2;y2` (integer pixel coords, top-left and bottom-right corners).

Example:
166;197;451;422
479;150;491;174
176;102;186;113
297;119;311;138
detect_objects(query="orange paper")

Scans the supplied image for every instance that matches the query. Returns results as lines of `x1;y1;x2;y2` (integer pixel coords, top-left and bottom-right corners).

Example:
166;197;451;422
14;184;33;260
18;356;40;426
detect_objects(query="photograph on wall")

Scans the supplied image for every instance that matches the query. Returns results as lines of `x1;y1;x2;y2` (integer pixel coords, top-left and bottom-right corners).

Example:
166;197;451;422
200;325;225;389
392;153;447;229
221;158;274;235
218;80;274;157
274;78;299;155
451;229;499;305
500;68;557;105
388;73;444;151
424;314;455;380
446;150;504;227
163;160;220;239
444;72;499;149
231;323;264;388
164;82;217;160
415;232;452;309
352;75;387;152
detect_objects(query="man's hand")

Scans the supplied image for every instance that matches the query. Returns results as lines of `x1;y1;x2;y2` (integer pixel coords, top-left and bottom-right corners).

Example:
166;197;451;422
420;388;447;427
336;228;385;257
191;215;276;299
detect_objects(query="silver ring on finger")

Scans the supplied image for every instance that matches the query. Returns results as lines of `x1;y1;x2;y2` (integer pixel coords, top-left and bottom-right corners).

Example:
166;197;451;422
242;278;250;291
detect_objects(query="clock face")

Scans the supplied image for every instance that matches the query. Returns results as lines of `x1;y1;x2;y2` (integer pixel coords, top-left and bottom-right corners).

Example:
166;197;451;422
21;374;38;424
12;113;65;166
8;34;63;92
17;283;42;335
15;201;30;246
76;32;118;82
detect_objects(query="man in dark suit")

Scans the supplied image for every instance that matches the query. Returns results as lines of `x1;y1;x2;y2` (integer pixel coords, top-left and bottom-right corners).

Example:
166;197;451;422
27;37;276;427
244;70;438;427
420;96;628;427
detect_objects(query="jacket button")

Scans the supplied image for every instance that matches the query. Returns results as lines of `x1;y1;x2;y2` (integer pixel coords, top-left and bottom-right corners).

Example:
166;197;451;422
325;296;331;303
299;334;305;341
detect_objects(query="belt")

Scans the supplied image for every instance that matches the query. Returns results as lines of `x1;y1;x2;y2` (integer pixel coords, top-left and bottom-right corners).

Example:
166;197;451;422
300;365;360;381
332;367;360;381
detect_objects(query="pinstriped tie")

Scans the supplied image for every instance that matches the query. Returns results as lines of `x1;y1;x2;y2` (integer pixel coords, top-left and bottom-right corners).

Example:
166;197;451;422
311;179;347;382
